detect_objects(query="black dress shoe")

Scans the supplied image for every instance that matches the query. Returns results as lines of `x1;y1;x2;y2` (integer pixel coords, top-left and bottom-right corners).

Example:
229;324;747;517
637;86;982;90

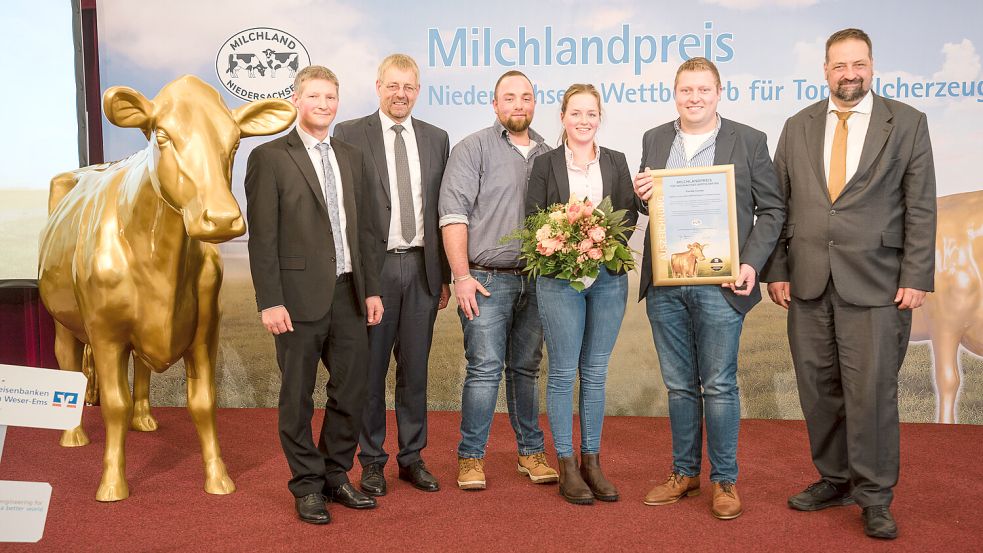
295;493;330;524
863;505;898;539
327;482;377;509
398;460;440;492
788;479;856;511
360;463;387;497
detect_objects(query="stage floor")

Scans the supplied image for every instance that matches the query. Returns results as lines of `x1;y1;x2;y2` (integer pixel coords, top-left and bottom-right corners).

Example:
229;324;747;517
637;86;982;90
3;408;981;552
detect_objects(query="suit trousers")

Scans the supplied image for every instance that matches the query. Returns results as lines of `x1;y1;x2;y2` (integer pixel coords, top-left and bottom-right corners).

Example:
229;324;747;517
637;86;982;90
788;280;912;507
275;275;368;497
359;250;438;468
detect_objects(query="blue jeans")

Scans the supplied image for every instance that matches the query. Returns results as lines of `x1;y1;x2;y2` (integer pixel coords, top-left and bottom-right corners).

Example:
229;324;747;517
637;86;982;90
537;268;628;458
457;270;545;459
646;285;745;483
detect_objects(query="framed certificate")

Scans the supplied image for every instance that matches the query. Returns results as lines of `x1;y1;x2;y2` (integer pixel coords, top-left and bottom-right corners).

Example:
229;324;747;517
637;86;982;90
647;164;739;285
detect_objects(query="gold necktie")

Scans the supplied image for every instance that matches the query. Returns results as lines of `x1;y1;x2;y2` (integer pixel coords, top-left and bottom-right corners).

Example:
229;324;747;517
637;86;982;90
828;110;854;202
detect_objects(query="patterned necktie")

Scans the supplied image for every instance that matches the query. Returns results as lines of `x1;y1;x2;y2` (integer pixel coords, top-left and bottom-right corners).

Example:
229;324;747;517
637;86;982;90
315;142;346;276
828;110;854;202
392;124;417;244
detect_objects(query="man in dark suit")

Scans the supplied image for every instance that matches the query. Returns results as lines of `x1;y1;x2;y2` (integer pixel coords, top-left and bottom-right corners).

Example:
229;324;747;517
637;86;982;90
245;65;385;524
334;54;450;496
632;57;784;520
762;29;936;540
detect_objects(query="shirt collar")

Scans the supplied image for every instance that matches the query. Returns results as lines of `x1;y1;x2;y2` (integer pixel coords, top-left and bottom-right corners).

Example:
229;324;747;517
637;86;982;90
379;110;414;134
296;125;330;151
563;142;601;168
827;91;873;115
493;118;545;145
673;114;722;137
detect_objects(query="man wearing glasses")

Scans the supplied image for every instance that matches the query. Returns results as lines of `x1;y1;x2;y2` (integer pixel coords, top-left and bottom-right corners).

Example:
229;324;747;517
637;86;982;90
335;54;451;497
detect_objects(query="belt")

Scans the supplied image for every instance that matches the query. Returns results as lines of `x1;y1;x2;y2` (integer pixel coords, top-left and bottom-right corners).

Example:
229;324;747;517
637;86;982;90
335;272;352;283
387;246;423;254
468;263;524;276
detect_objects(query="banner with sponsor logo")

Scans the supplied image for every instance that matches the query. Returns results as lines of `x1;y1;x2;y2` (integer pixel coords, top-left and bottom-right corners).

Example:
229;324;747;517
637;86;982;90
90;0;983;422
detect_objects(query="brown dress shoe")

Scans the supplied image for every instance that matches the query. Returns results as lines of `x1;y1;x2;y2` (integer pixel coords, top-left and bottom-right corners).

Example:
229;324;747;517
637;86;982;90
557;456;594;505
711;481;743;520
644;471;700;505
580;453;619;502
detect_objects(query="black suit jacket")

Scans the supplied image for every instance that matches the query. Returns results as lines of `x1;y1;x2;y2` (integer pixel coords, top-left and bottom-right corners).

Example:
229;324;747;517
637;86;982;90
334;112;451;295
635;118;785;313
245;127;383;322
526;145;639;265
761;94;936;305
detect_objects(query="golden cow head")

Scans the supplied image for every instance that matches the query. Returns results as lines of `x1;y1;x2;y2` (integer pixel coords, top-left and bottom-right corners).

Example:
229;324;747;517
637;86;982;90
102;75;295;242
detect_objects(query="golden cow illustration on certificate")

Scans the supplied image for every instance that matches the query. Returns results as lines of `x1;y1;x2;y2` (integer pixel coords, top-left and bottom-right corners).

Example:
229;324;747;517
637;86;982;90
647;164;739;285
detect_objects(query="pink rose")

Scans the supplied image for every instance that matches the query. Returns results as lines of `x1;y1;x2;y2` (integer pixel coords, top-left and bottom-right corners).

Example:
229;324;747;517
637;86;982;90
587;248;603;260
566;203;582;224
588;226;606;242
577;239;594;253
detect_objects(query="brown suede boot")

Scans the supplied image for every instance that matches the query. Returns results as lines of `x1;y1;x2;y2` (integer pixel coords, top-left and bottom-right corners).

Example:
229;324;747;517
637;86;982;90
557;456;594;505
580;453;619;502
711;481;743;520
643;471;700;506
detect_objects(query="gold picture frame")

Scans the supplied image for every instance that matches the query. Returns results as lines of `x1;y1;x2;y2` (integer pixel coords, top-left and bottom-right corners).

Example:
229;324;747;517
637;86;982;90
648;164;740;285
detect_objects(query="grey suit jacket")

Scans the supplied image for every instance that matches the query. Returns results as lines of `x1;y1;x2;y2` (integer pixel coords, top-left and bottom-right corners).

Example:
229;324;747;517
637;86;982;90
760;94;937;306
334;112;451;296
636;118;785;314
245;128;383;321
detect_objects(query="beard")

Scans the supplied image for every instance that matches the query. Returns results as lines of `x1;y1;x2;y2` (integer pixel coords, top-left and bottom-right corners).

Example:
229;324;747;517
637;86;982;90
501;113;532;134
832;77;868;103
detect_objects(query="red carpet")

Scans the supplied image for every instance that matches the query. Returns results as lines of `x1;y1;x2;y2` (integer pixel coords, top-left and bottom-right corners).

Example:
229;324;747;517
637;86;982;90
3;408;980;552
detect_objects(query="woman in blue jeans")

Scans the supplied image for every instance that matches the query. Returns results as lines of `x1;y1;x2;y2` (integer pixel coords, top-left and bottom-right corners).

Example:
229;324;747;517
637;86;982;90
525;84;638;505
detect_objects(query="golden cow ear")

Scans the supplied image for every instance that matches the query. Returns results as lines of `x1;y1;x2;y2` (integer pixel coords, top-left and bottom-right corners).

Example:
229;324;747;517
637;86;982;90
103;86;154;132
233;99;296;137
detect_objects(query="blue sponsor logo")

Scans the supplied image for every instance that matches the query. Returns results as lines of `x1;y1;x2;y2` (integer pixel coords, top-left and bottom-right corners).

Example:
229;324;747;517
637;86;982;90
52;391;79;408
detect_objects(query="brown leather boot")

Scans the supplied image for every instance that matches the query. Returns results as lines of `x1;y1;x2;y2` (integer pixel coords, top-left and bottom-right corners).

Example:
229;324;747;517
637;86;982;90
711;481;743;520
643;471;700;505
580;453;619;502
557;456;594;505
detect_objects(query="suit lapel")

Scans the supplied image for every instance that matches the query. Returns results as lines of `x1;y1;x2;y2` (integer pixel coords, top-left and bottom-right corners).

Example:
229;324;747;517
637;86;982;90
806;102;831;203
286;129;328;212
842;94;894;198
413;119;433;208
653;125;674;169
713;120;736;165
365;114;391;203
599;148;614;199
551;146;571;202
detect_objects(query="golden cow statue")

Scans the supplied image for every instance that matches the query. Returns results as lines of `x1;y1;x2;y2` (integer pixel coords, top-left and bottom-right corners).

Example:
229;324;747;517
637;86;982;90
38;75;295;501
910;191;983;423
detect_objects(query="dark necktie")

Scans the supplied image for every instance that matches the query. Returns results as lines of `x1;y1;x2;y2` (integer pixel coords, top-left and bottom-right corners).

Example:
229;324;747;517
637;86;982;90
392;124;417;244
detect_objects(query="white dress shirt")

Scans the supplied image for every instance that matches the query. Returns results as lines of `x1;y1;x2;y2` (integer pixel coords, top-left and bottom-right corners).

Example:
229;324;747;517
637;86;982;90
565;142;603;206
379;111;425;249
297;125;353;273
823;91;873;185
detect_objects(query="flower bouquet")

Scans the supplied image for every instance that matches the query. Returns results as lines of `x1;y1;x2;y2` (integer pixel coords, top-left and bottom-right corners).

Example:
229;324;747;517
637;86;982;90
506;196;636;291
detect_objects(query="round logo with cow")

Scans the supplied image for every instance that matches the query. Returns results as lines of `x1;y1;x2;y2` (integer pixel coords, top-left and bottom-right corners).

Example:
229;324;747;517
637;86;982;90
709;257;724;272
216;27;311;102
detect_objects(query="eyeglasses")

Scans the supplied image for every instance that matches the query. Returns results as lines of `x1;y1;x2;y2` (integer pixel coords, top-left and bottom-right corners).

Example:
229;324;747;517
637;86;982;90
384;83;419;94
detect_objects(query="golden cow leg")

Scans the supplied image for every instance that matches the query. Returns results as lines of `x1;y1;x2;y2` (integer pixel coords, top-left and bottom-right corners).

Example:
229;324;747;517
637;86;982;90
932;331;962;424
130;356;159;431
93;341;134;502
185;250;235;495
55;321;90;447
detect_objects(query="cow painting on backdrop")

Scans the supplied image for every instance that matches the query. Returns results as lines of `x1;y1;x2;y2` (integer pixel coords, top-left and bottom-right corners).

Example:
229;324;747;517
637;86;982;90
245;65;385;525
38;75;295;502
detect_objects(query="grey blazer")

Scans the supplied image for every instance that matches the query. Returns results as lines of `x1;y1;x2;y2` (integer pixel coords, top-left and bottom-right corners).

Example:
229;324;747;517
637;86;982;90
636;118;785;314
760;93;936;306
334;111;451;296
